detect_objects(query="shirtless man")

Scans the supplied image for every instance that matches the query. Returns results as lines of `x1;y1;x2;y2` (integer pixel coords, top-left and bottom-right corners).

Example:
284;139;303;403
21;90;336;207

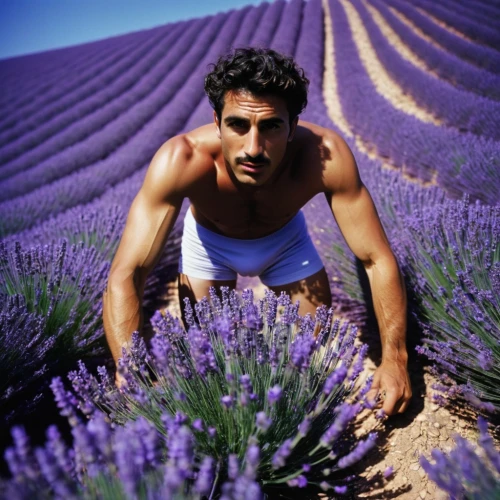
103;47;412;416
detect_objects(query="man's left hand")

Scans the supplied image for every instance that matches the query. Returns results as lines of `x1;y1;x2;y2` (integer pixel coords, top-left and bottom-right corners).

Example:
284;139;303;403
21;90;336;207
366;360;412;416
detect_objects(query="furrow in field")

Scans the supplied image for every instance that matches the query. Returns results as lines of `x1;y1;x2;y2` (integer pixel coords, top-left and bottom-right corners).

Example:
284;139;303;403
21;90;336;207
368;0;500;99
340;0;439;125
355;0;500;141
387;0;500;73
327;0;500;202
0;35;130;110
322;0;436;187
411;0;500;49
0;30;163;145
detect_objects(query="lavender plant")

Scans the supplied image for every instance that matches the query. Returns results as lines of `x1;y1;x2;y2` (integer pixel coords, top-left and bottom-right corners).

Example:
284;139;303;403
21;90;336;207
0;238;110;422
1;412;237;499
397;197;499;412
51;288;378;496
420;417;500;499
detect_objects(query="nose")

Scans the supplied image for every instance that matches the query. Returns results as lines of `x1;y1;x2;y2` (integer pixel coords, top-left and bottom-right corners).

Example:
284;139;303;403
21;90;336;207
243;127;263;159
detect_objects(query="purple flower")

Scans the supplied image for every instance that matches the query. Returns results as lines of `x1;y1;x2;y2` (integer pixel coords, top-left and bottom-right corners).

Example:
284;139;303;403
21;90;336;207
334;485;348;494
337;433;377;469
256;411;272;432
5;426;39;481
383;466;394;478
287;474;307;487
267;385;282;405
228;454;239;480
245;444;260;479
240;374;253;393
323;365;348;395
221;395;234;409
192;418;204;432
50;377;80;427
298;417;311;436
272;439;293;469
290;332;315;373
195;456;214;495
321;403;361;447
188;326;218;378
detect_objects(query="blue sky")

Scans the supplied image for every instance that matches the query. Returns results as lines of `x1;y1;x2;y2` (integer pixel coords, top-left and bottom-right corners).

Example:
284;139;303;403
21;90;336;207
0;0;266;60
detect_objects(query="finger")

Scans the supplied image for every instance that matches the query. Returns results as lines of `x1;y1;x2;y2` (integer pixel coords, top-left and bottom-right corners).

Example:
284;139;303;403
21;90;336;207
365;388;381;409
397;393;412;414
382;390;400;416
365;376;381;405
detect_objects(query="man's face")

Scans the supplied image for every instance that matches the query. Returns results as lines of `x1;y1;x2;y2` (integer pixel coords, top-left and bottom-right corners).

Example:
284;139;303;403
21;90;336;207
214;90;298;187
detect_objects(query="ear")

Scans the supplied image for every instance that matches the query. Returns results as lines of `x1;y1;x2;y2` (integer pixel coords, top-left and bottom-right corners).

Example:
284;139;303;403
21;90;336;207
214;111;221;139
288;116;299;142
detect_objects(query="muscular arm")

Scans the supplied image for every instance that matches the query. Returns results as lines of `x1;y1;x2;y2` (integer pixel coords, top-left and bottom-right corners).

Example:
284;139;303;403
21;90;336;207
103;136;190;364
322;133;411;415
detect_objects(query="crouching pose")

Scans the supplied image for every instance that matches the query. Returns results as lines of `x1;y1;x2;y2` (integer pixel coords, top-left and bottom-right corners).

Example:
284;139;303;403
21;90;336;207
103;47;412;416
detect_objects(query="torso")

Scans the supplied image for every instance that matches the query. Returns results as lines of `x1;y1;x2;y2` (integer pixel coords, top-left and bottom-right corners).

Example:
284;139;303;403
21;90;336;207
180;120;336;239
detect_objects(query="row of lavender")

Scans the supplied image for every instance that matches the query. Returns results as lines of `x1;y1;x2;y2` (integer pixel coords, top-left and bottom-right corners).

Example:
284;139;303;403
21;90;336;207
377;0;500;100
0;0;498;496
381;0;500;74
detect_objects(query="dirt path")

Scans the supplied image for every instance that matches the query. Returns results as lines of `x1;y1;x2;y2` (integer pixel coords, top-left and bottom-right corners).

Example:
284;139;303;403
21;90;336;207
352;355;479;499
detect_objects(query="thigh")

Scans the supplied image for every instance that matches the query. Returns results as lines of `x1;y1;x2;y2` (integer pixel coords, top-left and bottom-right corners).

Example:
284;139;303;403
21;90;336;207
267;267;332;319
178;273;237;327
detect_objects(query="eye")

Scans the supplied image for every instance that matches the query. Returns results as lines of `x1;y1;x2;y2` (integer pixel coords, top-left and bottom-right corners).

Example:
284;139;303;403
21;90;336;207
229;120;247;129
261;122;280;131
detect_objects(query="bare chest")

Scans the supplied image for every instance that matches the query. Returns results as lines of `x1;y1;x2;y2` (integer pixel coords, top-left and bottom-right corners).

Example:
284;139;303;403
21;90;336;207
189;180;317;239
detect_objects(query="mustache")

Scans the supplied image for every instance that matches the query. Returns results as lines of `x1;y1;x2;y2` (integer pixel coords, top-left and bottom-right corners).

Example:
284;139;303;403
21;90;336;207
236;155;270;166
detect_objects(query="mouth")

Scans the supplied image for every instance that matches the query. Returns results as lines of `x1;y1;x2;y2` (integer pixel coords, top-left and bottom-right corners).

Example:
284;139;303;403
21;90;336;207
240;162;266;173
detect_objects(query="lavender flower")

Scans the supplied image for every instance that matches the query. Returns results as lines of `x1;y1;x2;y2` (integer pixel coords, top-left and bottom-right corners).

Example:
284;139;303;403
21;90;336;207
289;332;315;372
195;456;215;495
421;417;500;498
272;439;293;469
267;385;283;405
321;402;362;447
256;411;272;432
383;466;394;478
221;395;234;409
323;365;348;395
337;433;377;469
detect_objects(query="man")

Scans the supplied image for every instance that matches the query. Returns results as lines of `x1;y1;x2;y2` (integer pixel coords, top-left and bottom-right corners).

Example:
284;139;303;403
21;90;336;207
103;47;412;416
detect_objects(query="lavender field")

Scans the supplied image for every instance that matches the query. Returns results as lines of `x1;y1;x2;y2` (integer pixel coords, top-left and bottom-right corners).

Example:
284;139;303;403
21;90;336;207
1;0;499;498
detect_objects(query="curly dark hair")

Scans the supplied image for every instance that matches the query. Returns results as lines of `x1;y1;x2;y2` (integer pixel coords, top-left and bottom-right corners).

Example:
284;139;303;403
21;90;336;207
204;47;309;124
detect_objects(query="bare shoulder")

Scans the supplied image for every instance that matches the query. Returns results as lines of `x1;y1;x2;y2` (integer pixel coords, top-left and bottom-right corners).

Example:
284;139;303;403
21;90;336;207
298;121;360;194
142;125;218;199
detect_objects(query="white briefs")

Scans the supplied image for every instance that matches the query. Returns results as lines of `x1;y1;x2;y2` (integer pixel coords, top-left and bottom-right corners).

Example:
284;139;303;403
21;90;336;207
178;207;324;286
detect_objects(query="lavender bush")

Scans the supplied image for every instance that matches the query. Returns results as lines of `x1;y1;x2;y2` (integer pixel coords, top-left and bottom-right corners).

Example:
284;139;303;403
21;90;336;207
396;196;499;412
1;413;226;499
0;238;110;422
34;288;381;497
420;417;500;499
